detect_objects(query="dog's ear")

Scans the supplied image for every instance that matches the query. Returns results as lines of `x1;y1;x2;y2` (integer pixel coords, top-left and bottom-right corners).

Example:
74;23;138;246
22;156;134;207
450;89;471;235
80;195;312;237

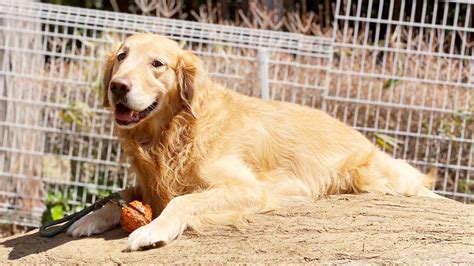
102;44;120;108
176;51;206;115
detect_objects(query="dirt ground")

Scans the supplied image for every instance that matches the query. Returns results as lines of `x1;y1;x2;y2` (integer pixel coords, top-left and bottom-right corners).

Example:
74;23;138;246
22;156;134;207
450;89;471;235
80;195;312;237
1;194;473;264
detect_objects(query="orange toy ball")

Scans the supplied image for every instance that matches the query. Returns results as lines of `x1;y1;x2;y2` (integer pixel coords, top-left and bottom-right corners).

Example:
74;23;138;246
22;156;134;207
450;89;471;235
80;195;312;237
120;200;153;233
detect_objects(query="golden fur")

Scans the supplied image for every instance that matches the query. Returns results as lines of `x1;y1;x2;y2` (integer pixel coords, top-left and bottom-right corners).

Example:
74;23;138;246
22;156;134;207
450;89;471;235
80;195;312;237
68;33;442;251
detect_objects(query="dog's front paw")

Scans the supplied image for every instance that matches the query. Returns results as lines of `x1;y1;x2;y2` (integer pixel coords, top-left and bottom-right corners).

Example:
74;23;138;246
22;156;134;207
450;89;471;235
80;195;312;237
127;215;186;251
67;203;121;237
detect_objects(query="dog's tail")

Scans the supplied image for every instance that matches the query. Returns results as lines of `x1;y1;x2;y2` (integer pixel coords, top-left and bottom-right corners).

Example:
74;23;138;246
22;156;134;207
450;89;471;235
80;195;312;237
336;148;444;199
416;169;445;199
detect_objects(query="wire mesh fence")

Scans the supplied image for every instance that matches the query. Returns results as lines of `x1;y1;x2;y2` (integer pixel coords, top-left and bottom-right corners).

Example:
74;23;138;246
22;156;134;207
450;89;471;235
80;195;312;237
0;0;472;227
328;0;473;202
0;0;332;226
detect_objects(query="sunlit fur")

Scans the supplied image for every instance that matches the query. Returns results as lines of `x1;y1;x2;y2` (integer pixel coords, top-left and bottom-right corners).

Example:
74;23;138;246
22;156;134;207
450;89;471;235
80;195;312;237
68;33;443;251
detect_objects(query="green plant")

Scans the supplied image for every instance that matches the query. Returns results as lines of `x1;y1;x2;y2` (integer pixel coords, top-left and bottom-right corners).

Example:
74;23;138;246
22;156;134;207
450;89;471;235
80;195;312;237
373;133;403;152
457;179;474;195
42;185;113;223
42;189;80;223
59;99;93;128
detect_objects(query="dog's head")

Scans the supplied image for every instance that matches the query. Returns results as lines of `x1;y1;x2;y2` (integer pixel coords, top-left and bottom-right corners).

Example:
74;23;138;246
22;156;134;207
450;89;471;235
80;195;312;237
103;34;204;128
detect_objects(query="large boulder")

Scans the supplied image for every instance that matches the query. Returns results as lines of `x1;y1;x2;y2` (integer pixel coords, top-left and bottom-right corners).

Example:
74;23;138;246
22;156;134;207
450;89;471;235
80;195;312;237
1;194;473;263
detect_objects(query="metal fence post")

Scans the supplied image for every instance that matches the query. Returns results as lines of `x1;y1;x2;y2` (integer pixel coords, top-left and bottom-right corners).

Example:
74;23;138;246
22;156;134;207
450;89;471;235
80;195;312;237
258;48;269;100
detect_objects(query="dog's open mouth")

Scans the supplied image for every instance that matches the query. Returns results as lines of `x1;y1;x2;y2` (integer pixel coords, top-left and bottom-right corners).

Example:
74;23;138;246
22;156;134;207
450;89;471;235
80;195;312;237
114;101;158;125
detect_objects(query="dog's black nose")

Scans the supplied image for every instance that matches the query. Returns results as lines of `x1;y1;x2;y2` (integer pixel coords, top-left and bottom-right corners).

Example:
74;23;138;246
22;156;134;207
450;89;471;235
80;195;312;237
110;78;131;98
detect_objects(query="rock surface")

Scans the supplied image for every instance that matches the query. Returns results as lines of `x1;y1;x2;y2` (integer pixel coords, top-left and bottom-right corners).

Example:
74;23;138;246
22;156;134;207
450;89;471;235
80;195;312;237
1;194;473;264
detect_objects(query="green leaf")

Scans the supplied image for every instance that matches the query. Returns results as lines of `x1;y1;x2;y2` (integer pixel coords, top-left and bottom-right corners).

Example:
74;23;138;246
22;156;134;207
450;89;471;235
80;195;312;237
457;179;474;194
382;78;400;90
452;110;473;125
88;186;99;196
47;190;63;205
71;203;87;214
59;99;93;127
51;205;64;221
98;190;110;198
374;133;403;152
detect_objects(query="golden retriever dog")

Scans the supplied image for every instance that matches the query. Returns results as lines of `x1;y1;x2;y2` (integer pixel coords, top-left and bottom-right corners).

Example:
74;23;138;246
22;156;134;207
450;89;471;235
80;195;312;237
67;33;442;251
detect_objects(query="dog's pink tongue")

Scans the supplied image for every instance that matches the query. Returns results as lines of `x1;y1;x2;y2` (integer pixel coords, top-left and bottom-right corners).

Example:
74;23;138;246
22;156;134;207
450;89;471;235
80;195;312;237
115;104;134;122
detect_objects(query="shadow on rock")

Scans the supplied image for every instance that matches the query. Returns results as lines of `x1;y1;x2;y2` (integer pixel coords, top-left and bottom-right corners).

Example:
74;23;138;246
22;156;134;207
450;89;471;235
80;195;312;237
1;228;127;260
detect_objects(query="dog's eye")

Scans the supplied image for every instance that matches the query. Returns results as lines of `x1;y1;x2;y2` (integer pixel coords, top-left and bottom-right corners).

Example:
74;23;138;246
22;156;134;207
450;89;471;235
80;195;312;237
117;52;127;61
152;60;163;68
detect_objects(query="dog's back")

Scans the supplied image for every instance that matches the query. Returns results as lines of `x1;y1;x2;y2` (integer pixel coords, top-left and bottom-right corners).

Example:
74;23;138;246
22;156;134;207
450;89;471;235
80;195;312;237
195;87;441;202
